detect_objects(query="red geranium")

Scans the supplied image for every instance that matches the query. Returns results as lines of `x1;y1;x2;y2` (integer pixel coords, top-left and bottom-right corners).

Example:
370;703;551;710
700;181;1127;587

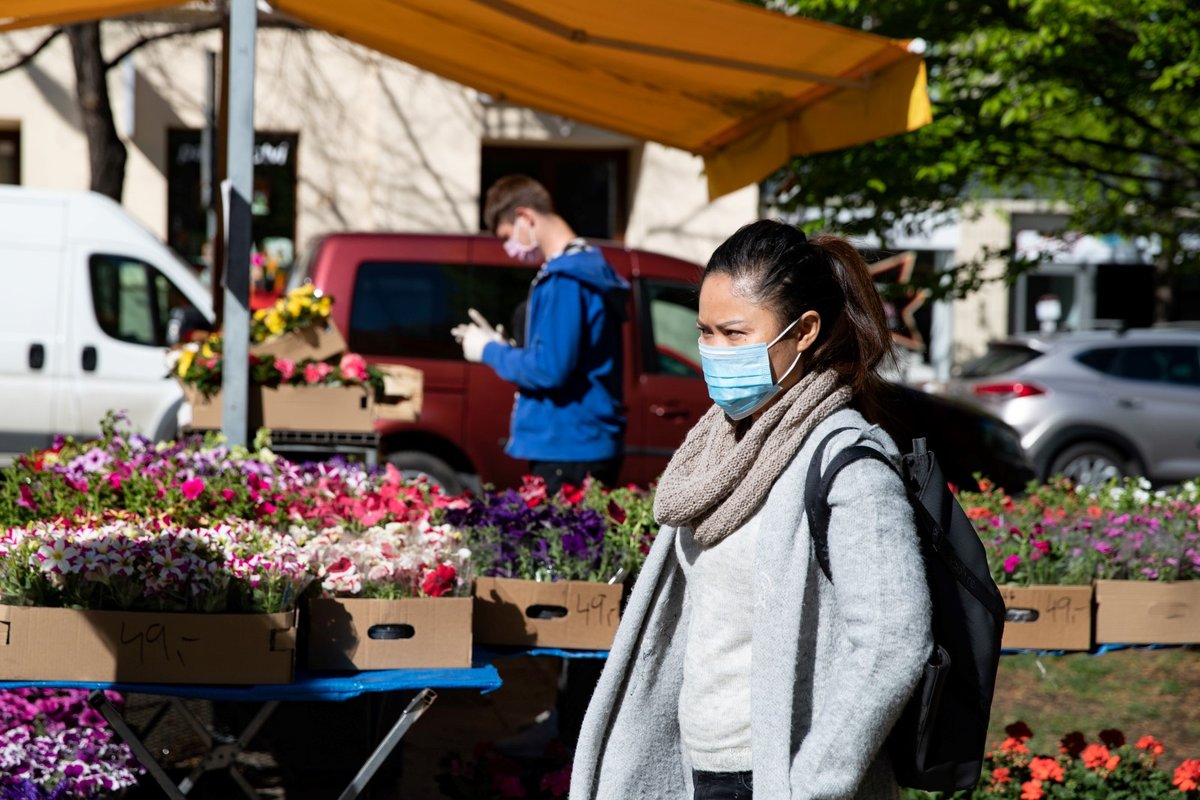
421;563;457;598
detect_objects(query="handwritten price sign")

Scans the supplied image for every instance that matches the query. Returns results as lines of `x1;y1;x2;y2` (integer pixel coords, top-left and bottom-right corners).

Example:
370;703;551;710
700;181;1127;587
119;621;202;667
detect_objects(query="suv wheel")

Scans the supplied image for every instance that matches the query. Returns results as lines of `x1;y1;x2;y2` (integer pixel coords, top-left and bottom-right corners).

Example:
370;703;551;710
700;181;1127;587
1048;442;1127;487
386;451;465;494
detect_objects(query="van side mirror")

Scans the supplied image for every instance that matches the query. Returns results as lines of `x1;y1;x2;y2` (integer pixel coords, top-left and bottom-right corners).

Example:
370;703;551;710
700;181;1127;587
167;307;212;346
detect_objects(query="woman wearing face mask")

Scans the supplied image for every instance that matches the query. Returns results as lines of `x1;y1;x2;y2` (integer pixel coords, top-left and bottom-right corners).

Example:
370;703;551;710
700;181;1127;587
570;220;933;800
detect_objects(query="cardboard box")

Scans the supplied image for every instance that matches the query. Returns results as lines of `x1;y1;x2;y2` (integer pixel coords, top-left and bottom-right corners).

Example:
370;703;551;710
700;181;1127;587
473;577;622;650
1000;585;1093;651
0;606;297;684
373;364;424;421
305;597;472;670
260;385;374;432
1095;580;1200;644
184;384;375;433
251;320;347;363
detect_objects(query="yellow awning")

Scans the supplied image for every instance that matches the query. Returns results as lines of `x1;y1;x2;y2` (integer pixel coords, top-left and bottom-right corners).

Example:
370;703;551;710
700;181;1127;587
1;0;931;198
0;0;183;31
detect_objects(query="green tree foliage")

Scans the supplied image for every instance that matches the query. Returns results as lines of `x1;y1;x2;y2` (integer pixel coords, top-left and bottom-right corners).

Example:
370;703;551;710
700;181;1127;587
763;0;1200;316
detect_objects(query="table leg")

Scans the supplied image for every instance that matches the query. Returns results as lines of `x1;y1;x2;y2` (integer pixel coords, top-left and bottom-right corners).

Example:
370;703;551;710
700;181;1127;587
88;690;188;800
336;689;437;800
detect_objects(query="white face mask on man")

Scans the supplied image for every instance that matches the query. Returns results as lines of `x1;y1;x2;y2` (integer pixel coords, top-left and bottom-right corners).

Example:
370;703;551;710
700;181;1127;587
503;216;544;264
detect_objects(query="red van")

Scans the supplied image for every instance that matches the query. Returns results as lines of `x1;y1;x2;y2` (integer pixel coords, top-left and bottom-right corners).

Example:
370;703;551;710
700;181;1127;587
295;233;712;491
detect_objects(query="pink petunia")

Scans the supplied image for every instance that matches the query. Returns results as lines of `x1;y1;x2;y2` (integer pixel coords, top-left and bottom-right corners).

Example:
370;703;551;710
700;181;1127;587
304;362;333;384
275;357;296;381
180;479;205;500
339;353;369;382
1003;554;1021;573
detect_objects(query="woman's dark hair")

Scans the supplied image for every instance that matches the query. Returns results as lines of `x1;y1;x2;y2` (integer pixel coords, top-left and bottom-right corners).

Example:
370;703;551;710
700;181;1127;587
704;219;895;422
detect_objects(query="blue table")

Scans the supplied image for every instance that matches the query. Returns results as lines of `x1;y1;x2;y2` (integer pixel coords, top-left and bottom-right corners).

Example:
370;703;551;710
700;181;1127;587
0;664;501;800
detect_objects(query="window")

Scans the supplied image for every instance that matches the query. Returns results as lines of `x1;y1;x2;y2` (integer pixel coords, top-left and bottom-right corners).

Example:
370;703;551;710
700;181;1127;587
1111;346;1200;386
960;344;1043;378
89;255;198;346
348;261;534;359
640;279;701;377
1075;347;1121;375
0;129;18;185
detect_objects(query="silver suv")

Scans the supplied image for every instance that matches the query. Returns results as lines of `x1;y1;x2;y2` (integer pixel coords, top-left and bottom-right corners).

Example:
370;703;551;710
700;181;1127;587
938;329;1200;486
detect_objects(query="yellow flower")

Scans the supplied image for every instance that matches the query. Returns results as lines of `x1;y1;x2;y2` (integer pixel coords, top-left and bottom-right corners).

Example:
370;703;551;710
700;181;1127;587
315;296;332;317
200;342;215;359
293;283;316;297
286;297;304;317
176;348;196;376
265;311;285;335
253;308;269;321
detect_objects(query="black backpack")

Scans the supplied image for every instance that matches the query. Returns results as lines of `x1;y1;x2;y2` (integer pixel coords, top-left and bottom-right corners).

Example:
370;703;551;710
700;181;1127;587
804;428;1005;792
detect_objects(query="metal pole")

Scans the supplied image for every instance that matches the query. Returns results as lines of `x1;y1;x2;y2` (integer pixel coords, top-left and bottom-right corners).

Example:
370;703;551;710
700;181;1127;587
221;0;256;447
336;689;438;800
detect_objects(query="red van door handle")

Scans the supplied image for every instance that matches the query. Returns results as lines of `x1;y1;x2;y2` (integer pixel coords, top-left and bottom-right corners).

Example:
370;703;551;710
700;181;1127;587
651;404;689;419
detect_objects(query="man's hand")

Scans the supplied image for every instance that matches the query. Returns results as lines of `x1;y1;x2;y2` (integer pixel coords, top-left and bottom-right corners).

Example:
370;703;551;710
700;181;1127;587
451;308;507;363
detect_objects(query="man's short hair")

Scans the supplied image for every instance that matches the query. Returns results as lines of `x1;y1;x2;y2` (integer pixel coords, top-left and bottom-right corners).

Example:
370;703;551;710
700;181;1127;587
483;175;554;232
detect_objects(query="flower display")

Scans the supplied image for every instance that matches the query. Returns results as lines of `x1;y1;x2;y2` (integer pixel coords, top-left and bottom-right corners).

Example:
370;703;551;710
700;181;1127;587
250;283;332;343
900;723;1198;800
959;477;1200;585
169;337;387;399
442;476;655;584
0;518;310;613
0;688;142;798
294;520;472;599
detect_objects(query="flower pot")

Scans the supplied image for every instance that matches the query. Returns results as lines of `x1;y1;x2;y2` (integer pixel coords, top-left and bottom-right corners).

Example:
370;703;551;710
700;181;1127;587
1094;579;1200;645
251;319;347;363
305;597;472;670
0;606;297;684
472;576;622;650
999;584;1093;651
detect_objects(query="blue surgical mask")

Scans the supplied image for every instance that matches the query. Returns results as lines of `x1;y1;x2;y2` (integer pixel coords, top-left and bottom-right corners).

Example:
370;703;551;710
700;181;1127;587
698;318;803;420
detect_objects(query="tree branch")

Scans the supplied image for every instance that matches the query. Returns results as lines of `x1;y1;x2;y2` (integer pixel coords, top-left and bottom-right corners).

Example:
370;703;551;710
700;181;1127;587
0;28;63;76
104;21;219;69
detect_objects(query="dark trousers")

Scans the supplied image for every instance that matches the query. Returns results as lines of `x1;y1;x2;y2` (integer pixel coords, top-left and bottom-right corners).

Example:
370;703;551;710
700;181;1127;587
529;458;621;493
693;770;753;800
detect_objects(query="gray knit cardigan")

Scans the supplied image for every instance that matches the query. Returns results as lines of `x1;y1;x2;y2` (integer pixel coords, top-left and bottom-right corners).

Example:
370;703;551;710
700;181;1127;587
570;409;934;800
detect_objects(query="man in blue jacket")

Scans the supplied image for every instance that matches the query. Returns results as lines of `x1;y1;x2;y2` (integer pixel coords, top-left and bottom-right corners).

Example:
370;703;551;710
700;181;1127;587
455;175;629;492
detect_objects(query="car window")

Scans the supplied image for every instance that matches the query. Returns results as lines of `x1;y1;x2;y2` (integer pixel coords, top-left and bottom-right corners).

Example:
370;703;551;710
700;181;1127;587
348;261;532;359
640;279;701;377
959;343;1042;378
89;254;196;347
1111;345;1200;386
1075;347;1121;374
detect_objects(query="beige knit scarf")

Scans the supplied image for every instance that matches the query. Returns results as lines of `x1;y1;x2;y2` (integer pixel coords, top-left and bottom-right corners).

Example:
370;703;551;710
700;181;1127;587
653;369;851;547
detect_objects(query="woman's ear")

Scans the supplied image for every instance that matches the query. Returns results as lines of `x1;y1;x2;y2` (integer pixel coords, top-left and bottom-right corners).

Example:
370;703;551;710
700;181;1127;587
796;310;821;352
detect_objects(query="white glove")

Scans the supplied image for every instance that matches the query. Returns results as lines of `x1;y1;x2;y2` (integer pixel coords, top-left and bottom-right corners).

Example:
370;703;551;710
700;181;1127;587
451;308;507;363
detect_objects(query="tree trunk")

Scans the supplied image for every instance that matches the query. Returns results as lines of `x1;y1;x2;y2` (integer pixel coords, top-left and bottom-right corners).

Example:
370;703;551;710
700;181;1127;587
66;22;127;202
1154;231;1179;323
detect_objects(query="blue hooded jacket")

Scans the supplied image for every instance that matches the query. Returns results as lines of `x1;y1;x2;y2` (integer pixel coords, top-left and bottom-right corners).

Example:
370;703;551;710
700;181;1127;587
482;245;630;462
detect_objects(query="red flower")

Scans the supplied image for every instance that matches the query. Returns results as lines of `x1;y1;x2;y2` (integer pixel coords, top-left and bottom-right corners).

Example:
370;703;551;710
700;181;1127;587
607;499;626;524
1060;731;1087;757
492;774;526;798
967;506;992;521
560;483;585;505
327;556;354;576
421;563;457;598
1099;728;1126;749
180;478;205;500
1082;743;1116;771
991;767;1012;785
1020;778;1044;800
1135;736;1165;756
1000;737;1030;755
517;475;547;508
1029;757;1064;783
1174;759;1200;793
17;484;37;511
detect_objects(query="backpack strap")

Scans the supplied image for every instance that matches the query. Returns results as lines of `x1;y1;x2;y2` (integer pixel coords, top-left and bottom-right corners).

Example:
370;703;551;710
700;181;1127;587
804;428;900;583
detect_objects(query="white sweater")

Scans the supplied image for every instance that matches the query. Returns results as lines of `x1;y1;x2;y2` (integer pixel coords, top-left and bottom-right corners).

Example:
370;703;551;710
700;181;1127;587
675;515;760;771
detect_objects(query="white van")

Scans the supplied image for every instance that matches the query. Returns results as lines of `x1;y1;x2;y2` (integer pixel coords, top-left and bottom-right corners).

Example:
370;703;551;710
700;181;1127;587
1;188;213;461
